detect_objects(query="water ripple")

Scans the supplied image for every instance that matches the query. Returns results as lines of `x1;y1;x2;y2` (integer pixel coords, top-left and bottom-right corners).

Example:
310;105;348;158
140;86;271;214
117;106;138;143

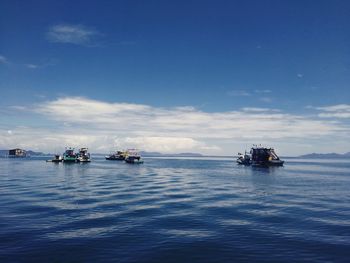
1;157;350;262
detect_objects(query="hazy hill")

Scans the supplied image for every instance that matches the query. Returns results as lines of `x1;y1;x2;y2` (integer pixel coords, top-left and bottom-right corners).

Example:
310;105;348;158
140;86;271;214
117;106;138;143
299;152;350;158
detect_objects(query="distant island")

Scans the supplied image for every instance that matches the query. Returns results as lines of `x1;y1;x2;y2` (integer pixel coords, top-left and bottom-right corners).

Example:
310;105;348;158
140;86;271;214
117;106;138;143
299;152;350;158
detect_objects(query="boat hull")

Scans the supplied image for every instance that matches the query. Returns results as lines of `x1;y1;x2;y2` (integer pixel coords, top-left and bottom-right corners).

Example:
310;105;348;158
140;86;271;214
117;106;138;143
251;160;284;167
105;156;125;160
77;158;91;163
63;157;76;163
237;159;251;165
47;159;62;163
125;157;143;164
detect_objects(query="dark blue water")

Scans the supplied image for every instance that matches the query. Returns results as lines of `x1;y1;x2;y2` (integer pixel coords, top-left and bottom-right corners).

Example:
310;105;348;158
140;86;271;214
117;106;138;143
1;157;350;262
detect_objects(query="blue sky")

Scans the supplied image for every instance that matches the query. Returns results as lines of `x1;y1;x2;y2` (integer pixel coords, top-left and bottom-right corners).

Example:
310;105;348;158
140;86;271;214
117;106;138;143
0;0;350;155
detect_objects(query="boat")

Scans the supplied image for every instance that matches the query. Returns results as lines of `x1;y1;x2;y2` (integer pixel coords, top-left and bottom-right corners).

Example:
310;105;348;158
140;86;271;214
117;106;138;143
237;151;251;165
105;150;126;160
62;147;77;163
250;145;284;167
124;150;143;164
8;148;27;158
46;154;62;163
77;147;91;163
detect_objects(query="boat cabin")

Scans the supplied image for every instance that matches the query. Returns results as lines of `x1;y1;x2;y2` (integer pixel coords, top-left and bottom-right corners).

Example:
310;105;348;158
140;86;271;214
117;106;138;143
250;146;284;166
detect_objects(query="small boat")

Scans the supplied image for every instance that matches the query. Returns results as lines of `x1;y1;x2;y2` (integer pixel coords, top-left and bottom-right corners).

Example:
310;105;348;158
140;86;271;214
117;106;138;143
250;146;284;167
237;152;251;165
125;150;143;164
46;154;62;163
8;148;27;158
105;150;126;160
63;147;77;163
77;147;91;163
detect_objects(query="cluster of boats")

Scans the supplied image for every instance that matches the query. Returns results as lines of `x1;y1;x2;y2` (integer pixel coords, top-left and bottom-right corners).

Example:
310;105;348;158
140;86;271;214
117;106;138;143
47;148;144;164
105;149;143;164
236;146;284;167
47;145;282;167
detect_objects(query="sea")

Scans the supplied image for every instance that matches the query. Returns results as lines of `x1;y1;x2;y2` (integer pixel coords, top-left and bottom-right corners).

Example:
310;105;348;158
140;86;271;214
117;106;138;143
0;156;349;262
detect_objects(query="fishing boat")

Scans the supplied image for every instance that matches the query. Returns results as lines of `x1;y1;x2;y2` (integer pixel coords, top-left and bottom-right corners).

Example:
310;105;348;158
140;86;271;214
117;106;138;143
77;147;91;163
46;154;63;163
237;151;251;165
105;150;126;160
250;145;284;167
124;149;143;164
63;147;76;163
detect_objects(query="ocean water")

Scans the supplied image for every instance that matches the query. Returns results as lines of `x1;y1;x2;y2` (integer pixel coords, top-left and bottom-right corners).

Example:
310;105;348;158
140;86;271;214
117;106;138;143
0;156;349;262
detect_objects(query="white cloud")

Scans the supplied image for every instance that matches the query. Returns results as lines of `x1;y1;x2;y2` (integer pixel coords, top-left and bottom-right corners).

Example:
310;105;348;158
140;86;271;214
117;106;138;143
26;64;38;69
227;89;273;98
9;105;28;111
297;73;303;78
47;24;99;45
254;89;271;94
241;107;279;112
227;90;251;96
120;137;208;153
312;104;350;118
2;97;349;155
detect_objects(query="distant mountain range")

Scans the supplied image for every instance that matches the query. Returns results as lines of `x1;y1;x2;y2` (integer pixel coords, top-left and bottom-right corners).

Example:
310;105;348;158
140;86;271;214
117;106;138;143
94;151;203;157
299;152;350;158
0;149;202;158
139;151;203;157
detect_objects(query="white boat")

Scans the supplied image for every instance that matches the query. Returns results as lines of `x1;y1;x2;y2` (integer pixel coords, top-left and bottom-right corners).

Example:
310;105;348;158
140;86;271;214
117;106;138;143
125;149;143;164
77;148;91;163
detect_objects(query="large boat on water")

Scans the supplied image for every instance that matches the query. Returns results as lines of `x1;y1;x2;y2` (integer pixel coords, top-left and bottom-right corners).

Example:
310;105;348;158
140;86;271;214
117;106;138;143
250;146;284;167
77;148;91;163
63;147;76;163
124;149;143;164
105;150;126;160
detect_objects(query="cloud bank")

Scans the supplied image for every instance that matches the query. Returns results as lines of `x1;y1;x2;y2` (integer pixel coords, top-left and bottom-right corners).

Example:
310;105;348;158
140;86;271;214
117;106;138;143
1;97;349;155
314;104;350;119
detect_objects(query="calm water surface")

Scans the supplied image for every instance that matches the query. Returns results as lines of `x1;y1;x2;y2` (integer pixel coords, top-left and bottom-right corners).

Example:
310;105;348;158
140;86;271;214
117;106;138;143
0;157;350;262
